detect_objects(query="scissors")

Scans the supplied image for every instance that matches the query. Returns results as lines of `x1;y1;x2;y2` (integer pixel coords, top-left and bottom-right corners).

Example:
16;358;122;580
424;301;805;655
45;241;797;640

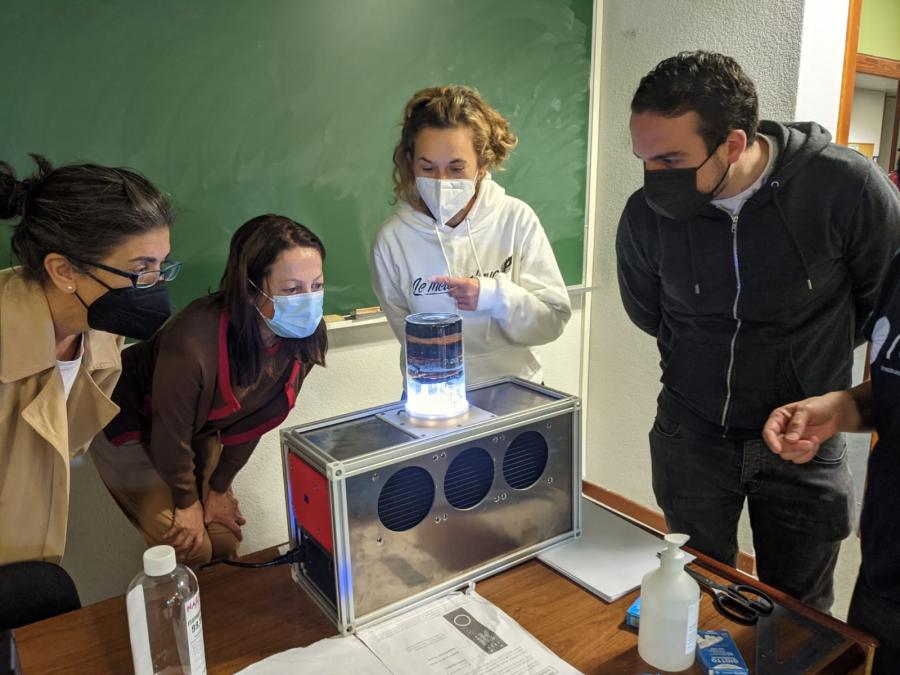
685;566;774;625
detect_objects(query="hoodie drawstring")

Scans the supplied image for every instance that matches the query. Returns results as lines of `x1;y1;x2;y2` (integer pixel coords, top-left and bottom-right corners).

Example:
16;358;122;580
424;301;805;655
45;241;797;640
771;181;814;291
686;220;701;295
434;218;493;341
433;217;485;279
465;217;493;340
433;218;491;341
464;217;492;340
433;223;454;278
465;218;485;277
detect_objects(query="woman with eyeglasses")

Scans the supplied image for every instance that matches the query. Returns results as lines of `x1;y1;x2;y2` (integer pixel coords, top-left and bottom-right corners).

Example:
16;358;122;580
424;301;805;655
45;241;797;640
91;214;327;565
0;155;175;565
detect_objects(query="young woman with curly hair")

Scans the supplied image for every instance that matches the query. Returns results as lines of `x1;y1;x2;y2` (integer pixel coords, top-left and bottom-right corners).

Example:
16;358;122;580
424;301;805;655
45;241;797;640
371;85;570;387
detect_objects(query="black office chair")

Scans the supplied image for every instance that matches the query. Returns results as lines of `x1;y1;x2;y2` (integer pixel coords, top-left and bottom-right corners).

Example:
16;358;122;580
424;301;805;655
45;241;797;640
0;561;81;630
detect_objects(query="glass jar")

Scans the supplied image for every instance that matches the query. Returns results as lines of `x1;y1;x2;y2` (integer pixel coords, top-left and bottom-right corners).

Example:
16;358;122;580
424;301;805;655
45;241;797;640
404;312;468;419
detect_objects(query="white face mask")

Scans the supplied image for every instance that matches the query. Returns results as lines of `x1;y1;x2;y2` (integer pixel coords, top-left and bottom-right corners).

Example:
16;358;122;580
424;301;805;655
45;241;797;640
415;176;476;226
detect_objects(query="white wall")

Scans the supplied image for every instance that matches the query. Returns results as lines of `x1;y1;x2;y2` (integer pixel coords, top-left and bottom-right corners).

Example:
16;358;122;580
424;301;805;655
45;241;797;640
878;95;897;172
849;88;887;148
64;303;585;604
794;0;850;136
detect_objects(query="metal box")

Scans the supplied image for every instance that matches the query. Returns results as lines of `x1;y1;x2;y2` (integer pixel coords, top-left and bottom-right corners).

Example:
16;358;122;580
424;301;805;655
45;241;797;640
280;377;581;633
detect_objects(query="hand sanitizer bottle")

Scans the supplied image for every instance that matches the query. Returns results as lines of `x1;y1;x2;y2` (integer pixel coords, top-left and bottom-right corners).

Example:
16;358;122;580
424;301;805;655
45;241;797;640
637;533;700;671
126;545;207;674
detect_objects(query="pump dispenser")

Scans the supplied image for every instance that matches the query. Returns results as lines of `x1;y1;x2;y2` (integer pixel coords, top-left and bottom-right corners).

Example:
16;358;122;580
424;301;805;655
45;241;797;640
637;533;700;671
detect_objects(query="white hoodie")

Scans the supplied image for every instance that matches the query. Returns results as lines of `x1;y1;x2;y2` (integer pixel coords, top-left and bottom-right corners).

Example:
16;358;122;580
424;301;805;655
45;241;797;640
371;177;572;385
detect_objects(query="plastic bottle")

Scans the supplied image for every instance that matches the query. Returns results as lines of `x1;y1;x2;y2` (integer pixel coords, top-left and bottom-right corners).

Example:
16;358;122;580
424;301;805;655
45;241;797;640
126;545;207;675
637;533;700;672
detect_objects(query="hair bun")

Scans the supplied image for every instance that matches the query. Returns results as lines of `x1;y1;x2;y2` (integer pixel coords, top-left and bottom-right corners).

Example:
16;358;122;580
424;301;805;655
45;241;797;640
0;165;31;220
1;155;53;220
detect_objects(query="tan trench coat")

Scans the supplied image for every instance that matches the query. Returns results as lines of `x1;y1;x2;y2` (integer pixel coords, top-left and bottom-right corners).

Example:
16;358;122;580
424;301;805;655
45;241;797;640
0;268;123;564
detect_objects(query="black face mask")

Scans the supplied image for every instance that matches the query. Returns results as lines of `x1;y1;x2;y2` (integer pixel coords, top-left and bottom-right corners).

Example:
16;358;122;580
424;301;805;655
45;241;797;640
643;145;730;221
76;277;171;340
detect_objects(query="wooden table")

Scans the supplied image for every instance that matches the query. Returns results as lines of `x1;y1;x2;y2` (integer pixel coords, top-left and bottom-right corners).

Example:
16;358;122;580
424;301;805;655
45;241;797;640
16;537;876;673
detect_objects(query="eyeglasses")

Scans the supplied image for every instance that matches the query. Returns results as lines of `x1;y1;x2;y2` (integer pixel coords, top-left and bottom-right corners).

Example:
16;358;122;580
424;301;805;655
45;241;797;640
69;257;182;289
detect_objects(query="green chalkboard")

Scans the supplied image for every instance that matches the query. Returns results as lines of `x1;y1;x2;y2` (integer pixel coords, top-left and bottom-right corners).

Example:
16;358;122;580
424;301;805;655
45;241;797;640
1;0;592;316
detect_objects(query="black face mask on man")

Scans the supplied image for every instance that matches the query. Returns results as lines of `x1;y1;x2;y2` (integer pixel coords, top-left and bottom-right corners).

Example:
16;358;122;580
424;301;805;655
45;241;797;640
76;276;171;340
643;143;730;221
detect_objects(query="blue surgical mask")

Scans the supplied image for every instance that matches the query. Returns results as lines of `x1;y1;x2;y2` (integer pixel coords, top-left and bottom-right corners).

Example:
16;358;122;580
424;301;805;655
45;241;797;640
252;282;324;339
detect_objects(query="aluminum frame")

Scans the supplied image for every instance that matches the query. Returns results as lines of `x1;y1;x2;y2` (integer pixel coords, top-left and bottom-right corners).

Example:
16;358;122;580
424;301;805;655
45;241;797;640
280;377;582;634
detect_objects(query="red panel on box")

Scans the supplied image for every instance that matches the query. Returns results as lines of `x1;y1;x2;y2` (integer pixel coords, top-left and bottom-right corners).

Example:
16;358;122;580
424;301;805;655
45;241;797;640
288;454;333;555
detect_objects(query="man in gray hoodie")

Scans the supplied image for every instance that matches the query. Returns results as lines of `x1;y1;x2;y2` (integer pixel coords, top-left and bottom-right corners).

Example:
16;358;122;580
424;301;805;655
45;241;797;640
616;51;900;611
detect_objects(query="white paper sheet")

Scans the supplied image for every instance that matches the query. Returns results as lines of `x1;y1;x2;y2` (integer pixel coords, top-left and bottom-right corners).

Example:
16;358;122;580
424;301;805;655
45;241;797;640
238;591;578;675
236;634;390;675
356;590;581;675
538;497;693;602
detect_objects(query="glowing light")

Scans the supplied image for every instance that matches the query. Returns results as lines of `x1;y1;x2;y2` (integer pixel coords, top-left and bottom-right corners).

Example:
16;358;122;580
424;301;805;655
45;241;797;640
404;313;468;419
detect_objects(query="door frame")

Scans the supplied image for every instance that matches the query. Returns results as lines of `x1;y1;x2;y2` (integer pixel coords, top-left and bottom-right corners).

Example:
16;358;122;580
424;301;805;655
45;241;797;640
836;0;900;161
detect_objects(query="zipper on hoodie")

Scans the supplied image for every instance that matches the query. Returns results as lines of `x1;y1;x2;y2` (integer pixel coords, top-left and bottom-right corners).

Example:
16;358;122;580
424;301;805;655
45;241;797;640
720;210;742;436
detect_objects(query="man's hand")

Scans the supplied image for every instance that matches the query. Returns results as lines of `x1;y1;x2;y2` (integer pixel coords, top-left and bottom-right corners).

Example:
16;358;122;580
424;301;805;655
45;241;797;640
203;489;246;540
763;393;847;463
163;501;206;559
430;275;481;311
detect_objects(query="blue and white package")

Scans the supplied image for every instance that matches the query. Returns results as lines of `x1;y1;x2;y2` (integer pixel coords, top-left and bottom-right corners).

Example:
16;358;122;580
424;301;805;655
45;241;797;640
696;629;748;674
625;596;641;628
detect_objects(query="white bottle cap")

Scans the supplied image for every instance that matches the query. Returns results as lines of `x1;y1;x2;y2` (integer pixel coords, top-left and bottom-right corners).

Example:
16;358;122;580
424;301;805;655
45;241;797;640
662;533;690;561
143;545;177;577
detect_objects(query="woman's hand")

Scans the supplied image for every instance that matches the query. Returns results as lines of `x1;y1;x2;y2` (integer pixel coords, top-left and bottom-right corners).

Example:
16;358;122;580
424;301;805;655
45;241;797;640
163;501;207;559
431;275;481;311
203;489;246;540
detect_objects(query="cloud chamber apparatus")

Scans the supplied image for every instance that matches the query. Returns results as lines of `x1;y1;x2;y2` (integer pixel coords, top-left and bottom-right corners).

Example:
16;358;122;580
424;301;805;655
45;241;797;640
280;313;581;633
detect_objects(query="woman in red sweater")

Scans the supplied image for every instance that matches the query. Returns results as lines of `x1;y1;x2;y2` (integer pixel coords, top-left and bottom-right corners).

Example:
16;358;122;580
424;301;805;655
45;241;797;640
92;214;327;564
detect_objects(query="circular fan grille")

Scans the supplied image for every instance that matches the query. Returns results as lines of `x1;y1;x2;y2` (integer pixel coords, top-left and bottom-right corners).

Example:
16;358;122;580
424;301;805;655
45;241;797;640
377;466;435;532
443;447;494;510
503;431;549;489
